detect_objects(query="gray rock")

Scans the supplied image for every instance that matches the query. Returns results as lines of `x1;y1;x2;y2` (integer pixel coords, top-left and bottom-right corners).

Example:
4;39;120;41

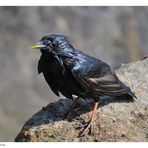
15;58;148;142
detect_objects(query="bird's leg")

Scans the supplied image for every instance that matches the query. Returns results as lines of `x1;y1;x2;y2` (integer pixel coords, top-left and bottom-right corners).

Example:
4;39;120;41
64;97;80;118
79;100;99;136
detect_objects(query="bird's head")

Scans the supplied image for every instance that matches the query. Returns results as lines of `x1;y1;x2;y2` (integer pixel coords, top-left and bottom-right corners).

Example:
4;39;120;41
31;34;74;57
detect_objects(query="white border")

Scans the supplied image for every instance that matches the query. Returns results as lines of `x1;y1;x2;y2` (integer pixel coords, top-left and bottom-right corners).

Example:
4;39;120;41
0;0;148;146
0;0;148;6
1;142;148;148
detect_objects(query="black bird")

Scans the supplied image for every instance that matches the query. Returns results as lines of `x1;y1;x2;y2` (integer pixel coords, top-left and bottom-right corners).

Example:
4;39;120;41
32;34;137;136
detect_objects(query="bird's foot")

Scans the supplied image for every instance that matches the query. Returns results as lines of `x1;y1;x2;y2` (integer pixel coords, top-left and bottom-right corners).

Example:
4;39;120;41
78;119;94;136
77;100;99;137
77;116;97;136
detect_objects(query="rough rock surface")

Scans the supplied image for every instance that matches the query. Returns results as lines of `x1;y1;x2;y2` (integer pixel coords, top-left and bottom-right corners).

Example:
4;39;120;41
15;58;148;142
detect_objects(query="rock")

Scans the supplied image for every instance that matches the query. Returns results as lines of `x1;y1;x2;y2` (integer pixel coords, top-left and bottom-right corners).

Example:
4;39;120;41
15;58;148;142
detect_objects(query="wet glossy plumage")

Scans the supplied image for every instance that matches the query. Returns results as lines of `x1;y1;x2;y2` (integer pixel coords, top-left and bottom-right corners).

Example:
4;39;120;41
37;34;136;101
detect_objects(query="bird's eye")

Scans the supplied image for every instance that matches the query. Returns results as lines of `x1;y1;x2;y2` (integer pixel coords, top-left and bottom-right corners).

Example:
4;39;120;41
52;41;58;47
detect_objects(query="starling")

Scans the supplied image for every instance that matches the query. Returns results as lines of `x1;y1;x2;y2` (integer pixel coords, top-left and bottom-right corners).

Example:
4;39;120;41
32;34;137;136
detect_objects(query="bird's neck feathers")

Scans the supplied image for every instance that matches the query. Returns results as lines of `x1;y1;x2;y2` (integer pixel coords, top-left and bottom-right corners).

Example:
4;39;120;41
55;45;75;58
58;41;72;49
41;43;75;62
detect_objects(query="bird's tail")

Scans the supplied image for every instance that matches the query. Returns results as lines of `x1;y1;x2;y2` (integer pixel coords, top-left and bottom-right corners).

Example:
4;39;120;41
116;92;137;102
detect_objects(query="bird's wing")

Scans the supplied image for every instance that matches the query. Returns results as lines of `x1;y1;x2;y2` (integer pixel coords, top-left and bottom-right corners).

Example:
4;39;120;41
73;74;130;96
38;55;60;96
64;53;130;97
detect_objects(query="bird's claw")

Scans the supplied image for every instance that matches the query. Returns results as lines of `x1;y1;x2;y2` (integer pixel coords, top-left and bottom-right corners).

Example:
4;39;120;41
76;120;93;136
77;116;97;136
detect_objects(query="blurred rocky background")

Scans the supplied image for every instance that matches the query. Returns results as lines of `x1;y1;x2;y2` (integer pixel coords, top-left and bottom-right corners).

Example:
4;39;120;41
0;6;147;141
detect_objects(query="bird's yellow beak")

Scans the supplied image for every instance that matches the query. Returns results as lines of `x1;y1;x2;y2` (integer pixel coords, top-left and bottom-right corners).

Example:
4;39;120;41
31;41;46;49
31;45;42;49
